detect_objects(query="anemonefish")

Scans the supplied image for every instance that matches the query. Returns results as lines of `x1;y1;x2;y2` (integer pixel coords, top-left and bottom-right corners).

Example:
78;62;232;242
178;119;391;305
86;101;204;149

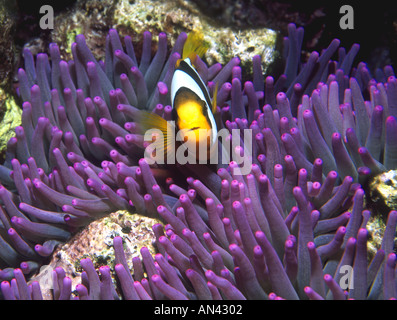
139;31;218;163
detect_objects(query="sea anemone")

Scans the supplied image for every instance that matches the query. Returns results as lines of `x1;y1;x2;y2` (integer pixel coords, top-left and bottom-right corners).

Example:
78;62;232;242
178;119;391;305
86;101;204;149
0;23;396;300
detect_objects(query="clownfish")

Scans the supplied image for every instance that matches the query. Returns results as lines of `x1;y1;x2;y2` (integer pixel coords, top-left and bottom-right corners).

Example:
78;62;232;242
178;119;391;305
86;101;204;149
139;31;218;162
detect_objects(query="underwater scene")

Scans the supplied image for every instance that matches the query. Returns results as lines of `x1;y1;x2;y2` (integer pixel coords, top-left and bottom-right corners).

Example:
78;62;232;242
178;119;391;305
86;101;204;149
0;0;396;306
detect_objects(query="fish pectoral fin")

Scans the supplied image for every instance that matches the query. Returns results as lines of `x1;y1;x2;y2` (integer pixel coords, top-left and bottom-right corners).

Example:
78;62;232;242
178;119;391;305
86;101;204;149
211;82;219;115
137;111;177;160
137;110;169;134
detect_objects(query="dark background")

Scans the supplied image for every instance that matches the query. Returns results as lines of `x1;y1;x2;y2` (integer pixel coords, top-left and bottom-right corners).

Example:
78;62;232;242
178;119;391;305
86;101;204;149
13;0;397;74
190;0;397;73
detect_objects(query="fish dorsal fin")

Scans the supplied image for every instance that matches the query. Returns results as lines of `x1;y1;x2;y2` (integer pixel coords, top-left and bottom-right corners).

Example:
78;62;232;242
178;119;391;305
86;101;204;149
182;31;209;61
